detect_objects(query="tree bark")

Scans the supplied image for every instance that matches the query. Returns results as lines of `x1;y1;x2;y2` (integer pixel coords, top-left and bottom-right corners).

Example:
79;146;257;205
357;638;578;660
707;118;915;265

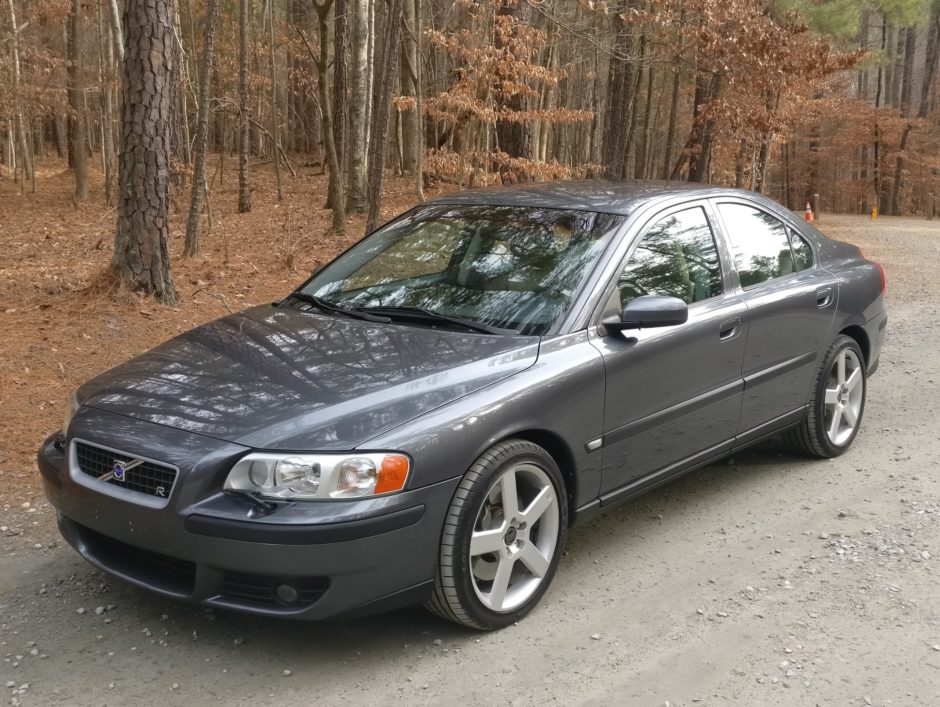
238;0;252;213
889;27;917;216
661;64;680;180
920;3;940;119
347;0;370;212
494;0;530;176
268;0;283;201
364;0;404;233
602;3;635;179
400;0;420;174
113;0;178;304
303;2;346;233
184;0;221;257
107;0;124;63
333;0;348;178
7;0;34;182
68;0;89;202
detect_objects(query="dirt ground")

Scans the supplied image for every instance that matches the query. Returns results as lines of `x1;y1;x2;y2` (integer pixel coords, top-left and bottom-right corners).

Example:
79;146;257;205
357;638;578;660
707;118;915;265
1;168;939;705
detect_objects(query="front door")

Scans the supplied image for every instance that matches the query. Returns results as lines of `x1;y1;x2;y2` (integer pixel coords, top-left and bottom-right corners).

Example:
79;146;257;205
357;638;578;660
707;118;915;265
590;203;747;502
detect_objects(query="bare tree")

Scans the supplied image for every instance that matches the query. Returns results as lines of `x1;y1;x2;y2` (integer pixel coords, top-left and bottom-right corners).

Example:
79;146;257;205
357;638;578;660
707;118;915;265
184;0;221;256
364;0;404;233
301;0;346;233
347;0;370;212
68;0;88;201
238;0;252;213
112;0;178;304
268;0;283;201
6;0;33;182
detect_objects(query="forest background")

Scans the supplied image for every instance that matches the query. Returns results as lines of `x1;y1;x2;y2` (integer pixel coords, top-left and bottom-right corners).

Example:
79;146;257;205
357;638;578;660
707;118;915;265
2;0;939;301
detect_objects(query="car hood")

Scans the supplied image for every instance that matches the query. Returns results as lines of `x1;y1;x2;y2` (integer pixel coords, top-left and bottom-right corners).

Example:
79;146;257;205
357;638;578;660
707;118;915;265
79;304;539;450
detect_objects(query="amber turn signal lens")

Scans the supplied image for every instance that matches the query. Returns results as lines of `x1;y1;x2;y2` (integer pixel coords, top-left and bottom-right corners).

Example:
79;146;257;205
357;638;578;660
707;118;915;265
375;454;410;494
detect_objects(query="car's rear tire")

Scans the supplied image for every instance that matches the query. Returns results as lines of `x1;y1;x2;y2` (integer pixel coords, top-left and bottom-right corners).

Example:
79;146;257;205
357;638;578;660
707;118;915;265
786;334;866;458
425;439;567;630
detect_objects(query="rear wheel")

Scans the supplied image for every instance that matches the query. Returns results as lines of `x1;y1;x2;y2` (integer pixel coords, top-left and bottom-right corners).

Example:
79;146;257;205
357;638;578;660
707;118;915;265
787;335;866;458
425;440;567;630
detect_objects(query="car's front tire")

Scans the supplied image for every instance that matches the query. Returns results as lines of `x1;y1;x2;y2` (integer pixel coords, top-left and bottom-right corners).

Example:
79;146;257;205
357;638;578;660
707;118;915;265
426;439;567;630
787;334;867;458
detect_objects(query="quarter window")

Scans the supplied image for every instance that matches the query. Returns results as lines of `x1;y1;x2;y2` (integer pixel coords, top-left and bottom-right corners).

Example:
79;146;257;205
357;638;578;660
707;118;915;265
618;207;723;306
788;229;814;271
717;203;797;288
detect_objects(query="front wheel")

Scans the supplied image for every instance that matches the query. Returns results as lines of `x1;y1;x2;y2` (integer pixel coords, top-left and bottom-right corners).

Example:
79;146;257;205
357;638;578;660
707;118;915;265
787;335;867;458
425;440;568;630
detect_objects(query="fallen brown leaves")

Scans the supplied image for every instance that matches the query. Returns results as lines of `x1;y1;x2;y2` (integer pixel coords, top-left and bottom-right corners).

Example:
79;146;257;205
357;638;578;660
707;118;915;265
0;159;435;506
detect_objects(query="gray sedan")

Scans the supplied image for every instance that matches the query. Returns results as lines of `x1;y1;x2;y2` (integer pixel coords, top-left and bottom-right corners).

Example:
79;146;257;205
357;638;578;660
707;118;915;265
39;181;887;630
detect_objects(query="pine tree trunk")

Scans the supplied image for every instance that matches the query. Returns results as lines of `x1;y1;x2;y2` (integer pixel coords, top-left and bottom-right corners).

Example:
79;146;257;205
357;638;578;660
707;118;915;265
7;0;33;182
268;0;283;200
238;0;252;213
493;0;530;177
68;0;89;201
920;4;940;119
347;0;370;212
307;0;346;233
113;0;178;304
889;27;917;216
661;64;680;180
184;0;221;257
333;0;348;178
602;4;634;180
364;0;404;233
400;0;420;174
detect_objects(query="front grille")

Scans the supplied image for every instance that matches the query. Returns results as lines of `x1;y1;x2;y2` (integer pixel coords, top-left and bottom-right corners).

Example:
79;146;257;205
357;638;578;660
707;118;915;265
220;572;329;607
74;522;196;596
75;442;178;500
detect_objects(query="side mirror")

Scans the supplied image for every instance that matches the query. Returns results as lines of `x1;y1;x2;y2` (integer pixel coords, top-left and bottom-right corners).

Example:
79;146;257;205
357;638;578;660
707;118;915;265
604;295;688;331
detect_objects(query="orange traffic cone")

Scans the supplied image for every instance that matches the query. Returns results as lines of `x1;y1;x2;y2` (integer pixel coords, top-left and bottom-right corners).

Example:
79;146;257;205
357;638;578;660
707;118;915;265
804;202;814;222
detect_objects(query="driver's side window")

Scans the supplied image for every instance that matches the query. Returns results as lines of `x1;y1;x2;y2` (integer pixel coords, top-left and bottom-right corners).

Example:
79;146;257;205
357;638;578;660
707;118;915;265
618;207;723;306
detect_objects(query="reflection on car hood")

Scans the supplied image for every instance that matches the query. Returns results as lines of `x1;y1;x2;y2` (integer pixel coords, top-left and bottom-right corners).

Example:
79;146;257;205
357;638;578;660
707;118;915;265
79;305;539;450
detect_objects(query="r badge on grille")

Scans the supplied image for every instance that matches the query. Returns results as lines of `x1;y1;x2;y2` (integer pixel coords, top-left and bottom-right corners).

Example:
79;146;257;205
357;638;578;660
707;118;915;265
98;458;144;483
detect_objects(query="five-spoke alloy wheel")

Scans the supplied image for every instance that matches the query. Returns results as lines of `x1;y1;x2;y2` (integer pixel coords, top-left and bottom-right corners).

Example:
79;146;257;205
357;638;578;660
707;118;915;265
426;440;567;629
788;334;867;458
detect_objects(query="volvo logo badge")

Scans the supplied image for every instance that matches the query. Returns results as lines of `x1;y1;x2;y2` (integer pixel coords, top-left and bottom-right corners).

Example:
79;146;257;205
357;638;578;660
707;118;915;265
98;458;144;483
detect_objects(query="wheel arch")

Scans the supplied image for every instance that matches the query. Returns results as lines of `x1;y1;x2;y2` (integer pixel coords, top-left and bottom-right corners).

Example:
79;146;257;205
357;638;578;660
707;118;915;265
499;429;578;524
838;324;870;366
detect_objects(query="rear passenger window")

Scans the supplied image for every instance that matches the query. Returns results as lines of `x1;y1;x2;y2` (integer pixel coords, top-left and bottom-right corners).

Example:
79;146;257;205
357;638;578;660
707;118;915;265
788;229;814;270
717;203;796;288
618;207;723;306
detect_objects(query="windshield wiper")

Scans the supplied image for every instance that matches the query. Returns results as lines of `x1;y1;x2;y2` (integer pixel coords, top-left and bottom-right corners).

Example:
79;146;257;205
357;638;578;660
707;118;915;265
287;292;391;323
358;305;517;335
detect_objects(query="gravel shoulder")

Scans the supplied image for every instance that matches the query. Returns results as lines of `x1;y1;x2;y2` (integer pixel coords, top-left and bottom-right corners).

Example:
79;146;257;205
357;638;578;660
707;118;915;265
2;215;939;706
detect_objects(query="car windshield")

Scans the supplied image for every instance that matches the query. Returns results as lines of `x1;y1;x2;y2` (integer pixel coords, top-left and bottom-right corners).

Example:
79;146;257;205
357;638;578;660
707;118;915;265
297;204;624;336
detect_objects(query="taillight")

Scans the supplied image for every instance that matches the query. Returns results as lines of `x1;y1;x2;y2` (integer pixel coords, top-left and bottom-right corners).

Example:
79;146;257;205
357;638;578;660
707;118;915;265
876;261;886;293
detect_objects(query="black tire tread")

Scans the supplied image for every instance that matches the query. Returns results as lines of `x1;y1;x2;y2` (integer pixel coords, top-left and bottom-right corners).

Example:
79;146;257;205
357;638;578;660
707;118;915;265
424;439;562;630
785;334;864;458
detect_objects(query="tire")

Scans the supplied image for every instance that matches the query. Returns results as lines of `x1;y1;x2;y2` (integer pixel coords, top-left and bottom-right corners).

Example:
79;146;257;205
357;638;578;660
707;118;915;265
786;335;867;458
425;439;568;630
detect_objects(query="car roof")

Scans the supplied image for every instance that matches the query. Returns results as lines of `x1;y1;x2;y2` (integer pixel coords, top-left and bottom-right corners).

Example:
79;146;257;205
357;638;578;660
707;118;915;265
422;180;761;217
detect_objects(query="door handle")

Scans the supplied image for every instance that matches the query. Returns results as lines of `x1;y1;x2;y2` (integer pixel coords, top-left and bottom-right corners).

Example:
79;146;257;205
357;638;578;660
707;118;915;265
719;317;743;341
816;287;833;308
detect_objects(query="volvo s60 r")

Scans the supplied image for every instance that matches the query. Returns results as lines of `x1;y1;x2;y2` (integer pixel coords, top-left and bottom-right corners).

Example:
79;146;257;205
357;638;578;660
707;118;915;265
39;181;887;629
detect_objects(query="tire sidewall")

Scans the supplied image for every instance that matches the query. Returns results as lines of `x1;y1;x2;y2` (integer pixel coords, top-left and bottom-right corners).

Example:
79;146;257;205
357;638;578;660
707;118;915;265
811;336;867;457
448;443;568;629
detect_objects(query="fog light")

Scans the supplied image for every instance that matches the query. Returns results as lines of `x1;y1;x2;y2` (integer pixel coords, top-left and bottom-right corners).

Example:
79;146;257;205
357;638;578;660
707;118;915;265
275;583;299;604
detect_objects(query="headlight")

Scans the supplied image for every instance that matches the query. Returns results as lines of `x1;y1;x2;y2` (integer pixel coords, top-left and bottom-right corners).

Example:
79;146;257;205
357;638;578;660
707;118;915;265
63;392;80;435
224;452;411;501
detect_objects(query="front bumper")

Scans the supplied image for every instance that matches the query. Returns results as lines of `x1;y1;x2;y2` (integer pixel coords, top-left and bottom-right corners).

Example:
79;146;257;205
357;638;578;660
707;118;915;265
39;420;458;620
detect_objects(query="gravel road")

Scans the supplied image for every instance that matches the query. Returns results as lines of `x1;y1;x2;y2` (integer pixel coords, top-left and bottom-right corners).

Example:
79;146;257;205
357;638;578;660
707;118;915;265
2;215;938;706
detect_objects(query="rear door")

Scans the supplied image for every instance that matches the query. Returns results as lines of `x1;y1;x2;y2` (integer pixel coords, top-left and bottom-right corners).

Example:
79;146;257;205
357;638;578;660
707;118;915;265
711;200;838;438
590;202;747;501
